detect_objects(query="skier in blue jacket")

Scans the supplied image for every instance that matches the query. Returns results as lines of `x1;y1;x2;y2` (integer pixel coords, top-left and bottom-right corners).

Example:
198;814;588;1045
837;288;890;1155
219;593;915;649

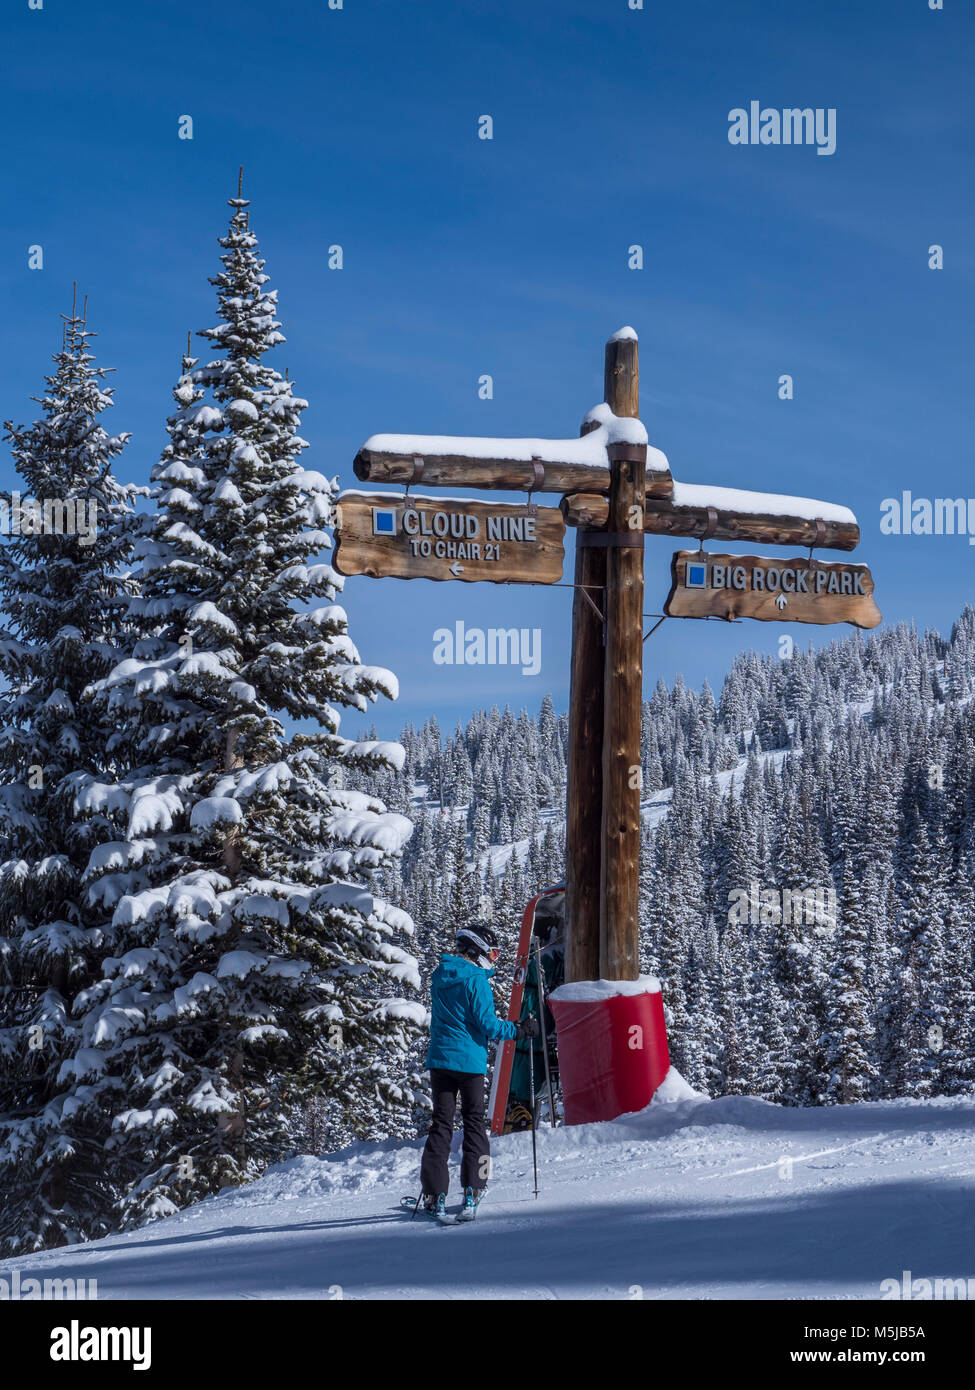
418;924;538;1221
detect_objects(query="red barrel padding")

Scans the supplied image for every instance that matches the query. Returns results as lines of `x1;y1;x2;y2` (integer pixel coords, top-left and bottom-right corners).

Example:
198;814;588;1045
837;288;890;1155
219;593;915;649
549;985;670;1126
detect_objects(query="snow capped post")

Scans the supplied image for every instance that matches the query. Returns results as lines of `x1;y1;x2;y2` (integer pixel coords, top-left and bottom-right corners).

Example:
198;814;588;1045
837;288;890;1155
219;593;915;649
598;328;645;980
564;426;607;984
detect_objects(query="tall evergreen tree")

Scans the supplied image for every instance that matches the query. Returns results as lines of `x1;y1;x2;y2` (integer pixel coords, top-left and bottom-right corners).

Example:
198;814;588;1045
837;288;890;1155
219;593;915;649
59;193;424;1229
0;306;136;1252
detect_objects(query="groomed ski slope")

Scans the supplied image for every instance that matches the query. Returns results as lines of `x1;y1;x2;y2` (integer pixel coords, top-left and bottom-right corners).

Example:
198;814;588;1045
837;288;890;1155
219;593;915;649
5;1073;975;1300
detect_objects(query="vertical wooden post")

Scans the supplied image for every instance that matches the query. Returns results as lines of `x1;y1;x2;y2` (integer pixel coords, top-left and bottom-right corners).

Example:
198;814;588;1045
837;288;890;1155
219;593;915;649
599;329;644;980
564;414;605;983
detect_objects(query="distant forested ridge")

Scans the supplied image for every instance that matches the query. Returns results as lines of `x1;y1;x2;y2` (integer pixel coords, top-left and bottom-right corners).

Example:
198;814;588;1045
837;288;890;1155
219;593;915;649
352;607;975;1106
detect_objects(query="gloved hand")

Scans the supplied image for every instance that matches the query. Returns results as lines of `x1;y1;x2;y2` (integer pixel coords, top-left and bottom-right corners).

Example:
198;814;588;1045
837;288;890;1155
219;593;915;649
515;1015;540;1040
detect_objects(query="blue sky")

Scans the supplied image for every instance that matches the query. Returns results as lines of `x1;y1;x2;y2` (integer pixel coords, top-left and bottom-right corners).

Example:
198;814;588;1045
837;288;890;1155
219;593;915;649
1;0;972;738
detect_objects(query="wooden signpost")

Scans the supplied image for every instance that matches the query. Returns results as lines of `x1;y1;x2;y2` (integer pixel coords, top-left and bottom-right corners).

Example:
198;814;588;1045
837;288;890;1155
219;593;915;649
340;327;879;992
334;493;565;585
595;333;644;982
665;551;881;629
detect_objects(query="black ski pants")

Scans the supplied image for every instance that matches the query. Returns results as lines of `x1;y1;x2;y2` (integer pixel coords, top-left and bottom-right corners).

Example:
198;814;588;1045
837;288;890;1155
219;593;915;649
420;1069;490;1197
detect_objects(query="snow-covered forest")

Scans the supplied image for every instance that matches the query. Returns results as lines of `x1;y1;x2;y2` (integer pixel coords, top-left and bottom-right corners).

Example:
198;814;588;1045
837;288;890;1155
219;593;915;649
354;610;975;1112
2;189;973;1260
0;197;425;1255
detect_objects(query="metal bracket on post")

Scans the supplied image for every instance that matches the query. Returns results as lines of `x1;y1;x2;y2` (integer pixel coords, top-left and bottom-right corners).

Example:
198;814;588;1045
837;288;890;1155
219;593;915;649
808;516;826;567
696;505;718;559
525;457;544;514
605;442;648;466
405;453;424;500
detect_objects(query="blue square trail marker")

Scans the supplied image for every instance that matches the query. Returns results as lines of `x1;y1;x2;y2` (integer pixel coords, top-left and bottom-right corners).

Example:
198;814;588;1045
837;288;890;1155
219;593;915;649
372;507;397;536
686;561;708;589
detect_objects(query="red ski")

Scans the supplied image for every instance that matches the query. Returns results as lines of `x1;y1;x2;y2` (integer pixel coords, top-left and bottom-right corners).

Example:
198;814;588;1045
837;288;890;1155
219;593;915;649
488;883;563;1136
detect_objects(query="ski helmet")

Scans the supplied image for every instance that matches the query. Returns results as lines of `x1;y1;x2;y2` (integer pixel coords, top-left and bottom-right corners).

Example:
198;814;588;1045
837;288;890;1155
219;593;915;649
456;923;500;967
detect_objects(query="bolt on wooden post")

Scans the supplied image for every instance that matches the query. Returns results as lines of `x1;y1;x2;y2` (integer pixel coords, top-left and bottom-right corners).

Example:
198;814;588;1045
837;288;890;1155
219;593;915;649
599;330;645;981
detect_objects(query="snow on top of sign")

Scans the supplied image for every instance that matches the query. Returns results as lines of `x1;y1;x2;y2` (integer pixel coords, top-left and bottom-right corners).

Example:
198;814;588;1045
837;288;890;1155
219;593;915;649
550;975;662;1002
361;407;667;474
362;431;605;466
338;489;557;508
609;325;638;342
671;481;857;526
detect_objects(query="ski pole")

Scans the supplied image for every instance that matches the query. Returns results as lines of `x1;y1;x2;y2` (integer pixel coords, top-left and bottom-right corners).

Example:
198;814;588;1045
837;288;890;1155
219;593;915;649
534;941;557;1129
528;1016;538;1198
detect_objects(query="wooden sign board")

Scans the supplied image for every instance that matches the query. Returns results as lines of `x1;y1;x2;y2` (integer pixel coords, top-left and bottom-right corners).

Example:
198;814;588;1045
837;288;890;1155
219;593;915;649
333;492;565;585
664;551;881;629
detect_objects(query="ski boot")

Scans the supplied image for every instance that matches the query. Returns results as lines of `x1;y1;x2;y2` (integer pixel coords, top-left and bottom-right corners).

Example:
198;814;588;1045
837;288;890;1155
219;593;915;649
456;1186;484;1222
402;1192;448;1219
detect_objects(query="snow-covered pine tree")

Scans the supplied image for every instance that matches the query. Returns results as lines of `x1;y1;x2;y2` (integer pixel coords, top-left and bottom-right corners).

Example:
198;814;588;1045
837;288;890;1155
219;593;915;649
63;193;424;1229
939;861;975;1095
821;857;877;1104
715;951;749;1096
890;820;948;1097
771;763;830;1104
446;815;479;934
654;776;706;1074
0;306;137;1253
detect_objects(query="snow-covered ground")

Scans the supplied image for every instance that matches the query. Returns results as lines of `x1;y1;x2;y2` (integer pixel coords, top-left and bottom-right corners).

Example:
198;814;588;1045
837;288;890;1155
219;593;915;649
6;1079;975;1300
